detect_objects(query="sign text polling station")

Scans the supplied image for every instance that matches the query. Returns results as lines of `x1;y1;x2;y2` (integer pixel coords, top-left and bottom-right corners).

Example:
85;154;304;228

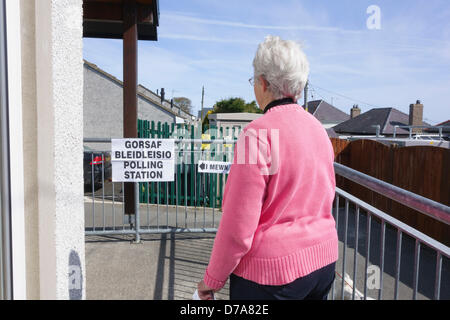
111;139;175;182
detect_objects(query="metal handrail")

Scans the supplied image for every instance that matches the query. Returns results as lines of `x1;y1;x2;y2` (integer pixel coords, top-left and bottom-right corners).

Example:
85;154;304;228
333;186;449;300
334;162;450;226
393;125;450;139
335;186;450;258
371;125;381;137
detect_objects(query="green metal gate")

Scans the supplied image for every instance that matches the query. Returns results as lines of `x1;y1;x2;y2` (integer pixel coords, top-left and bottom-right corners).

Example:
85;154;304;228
137;120;241;209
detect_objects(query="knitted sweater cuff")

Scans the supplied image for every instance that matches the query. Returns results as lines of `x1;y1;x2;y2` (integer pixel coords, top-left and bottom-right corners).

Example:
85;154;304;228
203;269;226;290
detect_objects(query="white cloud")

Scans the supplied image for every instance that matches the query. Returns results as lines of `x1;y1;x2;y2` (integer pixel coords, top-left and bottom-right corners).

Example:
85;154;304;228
161;12;362;34
159;33;259;44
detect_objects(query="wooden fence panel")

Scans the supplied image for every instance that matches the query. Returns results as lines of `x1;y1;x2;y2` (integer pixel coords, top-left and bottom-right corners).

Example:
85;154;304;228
391;146;450;245
348;140;394;216
330;138;450;246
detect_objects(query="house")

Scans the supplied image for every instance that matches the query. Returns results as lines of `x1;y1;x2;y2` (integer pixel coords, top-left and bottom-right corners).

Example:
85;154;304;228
207;100;346;139
333;101;430;138
302;100;350;129
207;112;263;136
137;84;194;121
425;120;450;140
433;119;450;128
84;60;196;150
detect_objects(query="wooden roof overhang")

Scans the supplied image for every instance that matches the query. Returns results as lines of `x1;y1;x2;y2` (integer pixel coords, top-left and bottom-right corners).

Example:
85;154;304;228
83;0;159;40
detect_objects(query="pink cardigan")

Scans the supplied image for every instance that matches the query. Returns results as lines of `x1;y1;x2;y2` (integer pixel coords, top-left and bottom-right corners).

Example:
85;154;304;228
203;103;338;290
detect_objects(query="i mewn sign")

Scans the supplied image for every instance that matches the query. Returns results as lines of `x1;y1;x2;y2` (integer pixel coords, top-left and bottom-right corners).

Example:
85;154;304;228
198;160;231;174
111;139;175;182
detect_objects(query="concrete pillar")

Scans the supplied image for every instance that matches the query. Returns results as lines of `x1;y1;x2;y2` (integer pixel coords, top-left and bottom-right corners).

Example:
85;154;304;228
35;0;85;299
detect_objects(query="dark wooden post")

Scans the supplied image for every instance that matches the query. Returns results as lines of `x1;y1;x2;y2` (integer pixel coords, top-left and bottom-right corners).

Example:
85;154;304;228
123;0;138;215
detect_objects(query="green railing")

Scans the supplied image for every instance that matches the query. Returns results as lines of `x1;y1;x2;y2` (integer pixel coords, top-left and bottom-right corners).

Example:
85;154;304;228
138;120;241;209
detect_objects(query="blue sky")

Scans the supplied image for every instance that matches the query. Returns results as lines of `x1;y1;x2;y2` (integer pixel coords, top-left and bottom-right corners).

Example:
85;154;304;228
83;0;450;125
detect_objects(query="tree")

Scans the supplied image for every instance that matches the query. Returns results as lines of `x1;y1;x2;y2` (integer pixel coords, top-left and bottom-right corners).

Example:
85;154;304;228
173;97;192;114
202;98;262;132
212;97;262;114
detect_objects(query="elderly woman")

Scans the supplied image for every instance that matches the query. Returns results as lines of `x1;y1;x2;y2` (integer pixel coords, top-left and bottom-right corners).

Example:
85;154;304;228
197;36;338;300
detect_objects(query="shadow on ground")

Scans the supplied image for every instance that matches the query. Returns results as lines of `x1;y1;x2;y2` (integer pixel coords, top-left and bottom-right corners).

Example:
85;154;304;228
86;233;229;300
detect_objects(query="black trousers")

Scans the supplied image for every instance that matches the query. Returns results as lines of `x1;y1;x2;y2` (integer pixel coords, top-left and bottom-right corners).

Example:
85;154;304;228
229;262;336;300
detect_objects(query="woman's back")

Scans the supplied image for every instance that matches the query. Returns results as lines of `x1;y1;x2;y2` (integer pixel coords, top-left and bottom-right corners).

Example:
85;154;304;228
253;103;336;242
199;36;338;299
227;103;338;285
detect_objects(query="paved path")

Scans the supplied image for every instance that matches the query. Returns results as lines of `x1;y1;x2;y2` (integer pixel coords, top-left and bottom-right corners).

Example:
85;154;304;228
86;233;229;300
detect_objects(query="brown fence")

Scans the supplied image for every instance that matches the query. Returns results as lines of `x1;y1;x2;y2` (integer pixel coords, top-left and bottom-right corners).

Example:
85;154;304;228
331;138;450;246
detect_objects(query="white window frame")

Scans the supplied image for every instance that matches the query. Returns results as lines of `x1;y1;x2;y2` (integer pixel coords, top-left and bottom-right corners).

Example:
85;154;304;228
5;0;26;300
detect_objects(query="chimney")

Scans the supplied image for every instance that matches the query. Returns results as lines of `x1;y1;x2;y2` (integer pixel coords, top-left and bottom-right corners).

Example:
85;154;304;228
160;88;165;103
409;100;423;133
350;104;361;119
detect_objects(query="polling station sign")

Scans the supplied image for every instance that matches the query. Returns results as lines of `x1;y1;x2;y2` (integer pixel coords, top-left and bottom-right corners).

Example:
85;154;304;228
111;139;175;182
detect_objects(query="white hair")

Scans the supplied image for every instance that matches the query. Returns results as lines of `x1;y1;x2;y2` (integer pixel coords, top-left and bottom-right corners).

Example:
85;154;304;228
253;35;310;101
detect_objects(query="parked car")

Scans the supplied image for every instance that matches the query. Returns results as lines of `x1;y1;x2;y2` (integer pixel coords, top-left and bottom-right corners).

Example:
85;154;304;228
83;146;112;191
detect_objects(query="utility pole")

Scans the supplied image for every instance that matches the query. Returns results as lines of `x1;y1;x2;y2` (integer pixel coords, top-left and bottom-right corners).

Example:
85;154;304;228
304;80;308;112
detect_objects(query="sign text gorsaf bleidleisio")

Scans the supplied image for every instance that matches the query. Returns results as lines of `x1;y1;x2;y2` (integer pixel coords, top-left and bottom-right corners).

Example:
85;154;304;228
111;139;175;182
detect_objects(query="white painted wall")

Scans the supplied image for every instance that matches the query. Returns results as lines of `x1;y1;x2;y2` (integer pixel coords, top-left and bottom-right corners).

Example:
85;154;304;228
35;0;85;300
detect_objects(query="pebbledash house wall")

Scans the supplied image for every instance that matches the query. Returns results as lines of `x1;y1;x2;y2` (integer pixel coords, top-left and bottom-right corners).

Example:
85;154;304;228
19;0;85;299
84;63;181;150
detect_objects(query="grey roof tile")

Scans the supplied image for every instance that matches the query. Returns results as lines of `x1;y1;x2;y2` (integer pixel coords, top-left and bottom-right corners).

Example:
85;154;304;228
302;100;349;123
333;107;430;135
